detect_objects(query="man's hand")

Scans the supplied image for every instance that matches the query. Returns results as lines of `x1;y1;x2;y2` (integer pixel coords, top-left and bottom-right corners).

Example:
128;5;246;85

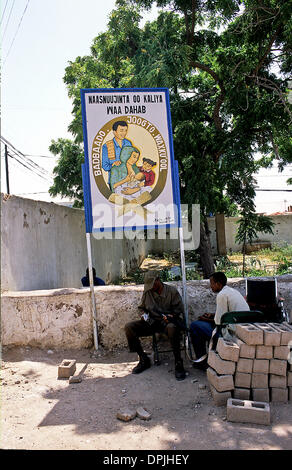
112;160;121;166
198;313;215;322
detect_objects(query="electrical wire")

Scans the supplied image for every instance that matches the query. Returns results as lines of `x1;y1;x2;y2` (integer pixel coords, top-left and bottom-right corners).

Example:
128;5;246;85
2;0;30;66
0;0;9;26
1;0;15;42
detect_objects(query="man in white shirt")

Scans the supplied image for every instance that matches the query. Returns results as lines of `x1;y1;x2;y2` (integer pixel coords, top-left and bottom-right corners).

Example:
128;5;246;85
189;272;249;369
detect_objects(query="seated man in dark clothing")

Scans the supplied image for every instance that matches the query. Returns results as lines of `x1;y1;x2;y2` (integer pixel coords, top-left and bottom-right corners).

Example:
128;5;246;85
81;268;105;287
124;270;186;381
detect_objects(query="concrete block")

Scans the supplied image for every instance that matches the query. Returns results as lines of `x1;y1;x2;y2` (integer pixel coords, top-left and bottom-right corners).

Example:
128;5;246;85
254;323;281;346
236;358;253;374
270;388;288;403
233;388;250;400
288;371;292;387
216;337;240;362
273;346;290;360
253;359;269;374
251;373;269;389
235;324;263;345
234;371;251;389
209;384;232;407
269;359;287;377
206;367;234;392
227;398;270;425
58;359;76;379
269;374;287;388
251;388;270;403
270;323;292;345
207;350;236;375
236;339;255;358
69;375;82;384
256;345;273;359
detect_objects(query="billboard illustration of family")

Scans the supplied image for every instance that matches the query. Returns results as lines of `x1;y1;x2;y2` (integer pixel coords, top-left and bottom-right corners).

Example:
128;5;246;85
81;88;180;232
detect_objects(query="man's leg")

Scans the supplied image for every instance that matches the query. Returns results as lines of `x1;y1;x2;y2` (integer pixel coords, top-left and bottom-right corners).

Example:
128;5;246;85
164;323;186;381
189;320;215;368
124;320;153;374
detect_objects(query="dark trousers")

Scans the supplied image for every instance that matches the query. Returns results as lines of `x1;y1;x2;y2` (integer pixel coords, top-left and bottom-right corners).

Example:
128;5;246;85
189;320;216;359
125;319;182;361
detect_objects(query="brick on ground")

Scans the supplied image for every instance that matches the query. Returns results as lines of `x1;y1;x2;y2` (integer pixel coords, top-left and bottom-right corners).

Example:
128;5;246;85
233;388;250;400
206;367;234;392
255;323;281;346
251;388;270;403
251;373;269;389
236;358;253;374
273;345;290;360
207;350;236;375
227;398;270;425
269;374;287;388
216;337;240;362
269;359;287;377
234;371;251;389
235;324;263;345
270;388;289;403
236;338;256;359
253;359;269;374
256;345;273;359
270;323;292;345
209;384;232;407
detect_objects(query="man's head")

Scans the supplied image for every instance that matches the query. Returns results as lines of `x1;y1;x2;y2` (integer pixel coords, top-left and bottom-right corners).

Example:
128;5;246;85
113;120;128;140
209;272;227;293
144;270;162;293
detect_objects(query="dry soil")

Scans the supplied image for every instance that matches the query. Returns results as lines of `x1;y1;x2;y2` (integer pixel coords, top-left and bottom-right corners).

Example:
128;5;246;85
1;345;292;451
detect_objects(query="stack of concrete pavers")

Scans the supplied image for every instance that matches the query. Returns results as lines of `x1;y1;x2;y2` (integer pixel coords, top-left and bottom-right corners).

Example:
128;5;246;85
206;322;292;407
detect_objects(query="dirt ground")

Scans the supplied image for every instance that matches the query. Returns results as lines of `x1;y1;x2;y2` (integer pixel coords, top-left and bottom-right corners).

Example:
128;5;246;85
1;345;292;451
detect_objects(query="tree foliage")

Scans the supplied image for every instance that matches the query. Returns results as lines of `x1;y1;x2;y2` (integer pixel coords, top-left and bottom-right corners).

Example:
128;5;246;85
49;0;292;272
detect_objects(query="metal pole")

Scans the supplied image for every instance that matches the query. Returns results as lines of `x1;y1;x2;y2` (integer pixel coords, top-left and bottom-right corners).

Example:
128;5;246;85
179;226;188;325
5;145;10;194
86;232;98;350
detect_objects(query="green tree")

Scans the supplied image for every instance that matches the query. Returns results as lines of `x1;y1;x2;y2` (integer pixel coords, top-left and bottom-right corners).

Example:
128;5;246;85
49;0;292;276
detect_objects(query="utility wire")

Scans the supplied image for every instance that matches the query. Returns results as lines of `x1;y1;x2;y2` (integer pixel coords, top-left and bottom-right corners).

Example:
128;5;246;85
0;0;9;26
3;0;30;66
1;0;15;42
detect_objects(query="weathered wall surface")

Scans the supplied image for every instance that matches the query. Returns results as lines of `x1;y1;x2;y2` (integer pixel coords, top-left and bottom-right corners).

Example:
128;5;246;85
207;214;292;254
2;276;291;350
1;194;147;291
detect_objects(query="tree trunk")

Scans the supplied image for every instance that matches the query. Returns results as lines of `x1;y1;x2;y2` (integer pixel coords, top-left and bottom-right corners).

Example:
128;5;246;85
199;219;215;279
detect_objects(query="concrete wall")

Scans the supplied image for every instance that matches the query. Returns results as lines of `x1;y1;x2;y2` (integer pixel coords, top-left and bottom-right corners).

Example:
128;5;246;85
1;194;147;291
207;214;292;254
2;276;291;350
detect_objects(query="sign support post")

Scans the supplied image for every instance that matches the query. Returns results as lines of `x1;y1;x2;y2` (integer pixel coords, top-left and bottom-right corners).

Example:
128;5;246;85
86;232;99;350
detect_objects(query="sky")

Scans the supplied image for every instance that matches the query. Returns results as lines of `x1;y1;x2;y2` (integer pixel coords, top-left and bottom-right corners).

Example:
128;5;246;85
1;0;291;213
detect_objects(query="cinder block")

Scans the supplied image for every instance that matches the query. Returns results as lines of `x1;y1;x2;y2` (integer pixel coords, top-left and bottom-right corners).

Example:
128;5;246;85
233;388;250;400
251;388;270;403
207;367;234;392
256;345;273;359
207;350;236;375
273;346;290;360
270;323;292;345
236;358;253;374
270;388;288;403
58;359;76;379
206;367;234;392
235;324;263;345
234;371;251;389
236;339;256;358
269;374;287;388
255;323;281;346
209;384;232;407
269;359;287;377
251;373;268;389
288;372;292;387
253;359;269;374
216;337;240;362
227;398;270;425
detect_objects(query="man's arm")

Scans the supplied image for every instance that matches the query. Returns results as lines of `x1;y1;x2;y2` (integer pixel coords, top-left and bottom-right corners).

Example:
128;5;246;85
214;292;228;325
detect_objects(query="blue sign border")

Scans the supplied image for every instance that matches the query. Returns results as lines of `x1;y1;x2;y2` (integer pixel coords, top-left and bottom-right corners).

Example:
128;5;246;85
80;87;180;233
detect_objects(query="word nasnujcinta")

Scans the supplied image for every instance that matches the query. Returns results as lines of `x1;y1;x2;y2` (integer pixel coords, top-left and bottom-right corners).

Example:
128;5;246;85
88;94;163;105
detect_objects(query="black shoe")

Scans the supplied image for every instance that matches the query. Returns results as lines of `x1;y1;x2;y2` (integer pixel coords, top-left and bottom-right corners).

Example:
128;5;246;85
132;356;151;374
192;358;208;371
175;359;186;381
